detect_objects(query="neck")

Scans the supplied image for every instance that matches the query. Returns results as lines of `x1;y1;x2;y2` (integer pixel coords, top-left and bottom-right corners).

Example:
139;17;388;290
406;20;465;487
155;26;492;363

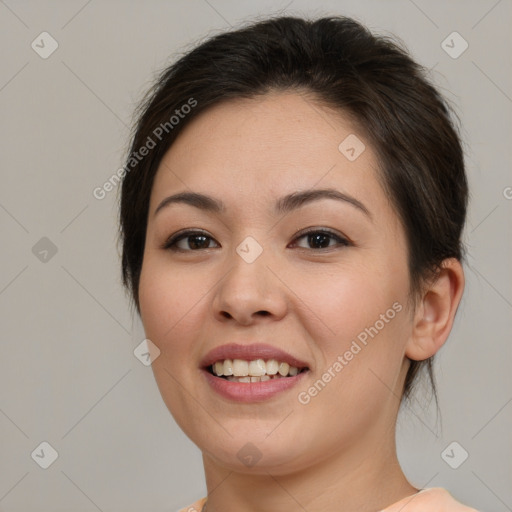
201;430;417;512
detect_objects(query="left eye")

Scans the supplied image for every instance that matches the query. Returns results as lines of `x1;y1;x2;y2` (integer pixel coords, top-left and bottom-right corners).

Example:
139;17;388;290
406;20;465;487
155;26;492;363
289;229;350;250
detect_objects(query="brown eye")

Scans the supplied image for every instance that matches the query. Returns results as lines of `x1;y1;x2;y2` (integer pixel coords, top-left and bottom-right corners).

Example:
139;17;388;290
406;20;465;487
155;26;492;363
290;229;350;250
163;231;219;251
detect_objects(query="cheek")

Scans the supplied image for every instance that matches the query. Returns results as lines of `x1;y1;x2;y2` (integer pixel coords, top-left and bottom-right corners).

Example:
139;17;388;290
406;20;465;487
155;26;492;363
138;255;210;425
291;262;403;338
290;262;410;385
138;254;208;353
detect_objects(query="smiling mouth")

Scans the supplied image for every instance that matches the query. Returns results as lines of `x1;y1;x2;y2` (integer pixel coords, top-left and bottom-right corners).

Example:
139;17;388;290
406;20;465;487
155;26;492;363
206;358;309;382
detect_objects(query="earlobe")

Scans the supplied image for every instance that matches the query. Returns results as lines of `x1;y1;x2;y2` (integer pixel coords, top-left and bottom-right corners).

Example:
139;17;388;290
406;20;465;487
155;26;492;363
405;258;465;361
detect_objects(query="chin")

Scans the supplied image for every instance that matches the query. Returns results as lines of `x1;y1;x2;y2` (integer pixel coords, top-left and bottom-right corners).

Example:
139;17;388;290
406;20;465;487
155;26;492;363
196;425;314;475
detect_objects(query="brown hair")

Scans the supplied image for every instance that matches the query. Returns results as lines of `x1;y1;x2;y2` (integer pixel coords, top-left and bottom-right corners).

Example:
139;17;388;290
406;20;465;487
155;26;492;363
118;16;468;401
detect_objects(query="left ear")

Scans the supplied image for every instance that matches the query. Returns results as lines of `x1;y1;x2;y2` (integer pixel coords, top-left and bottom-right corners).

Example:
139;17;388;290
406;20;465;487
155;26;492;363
405;258;465;361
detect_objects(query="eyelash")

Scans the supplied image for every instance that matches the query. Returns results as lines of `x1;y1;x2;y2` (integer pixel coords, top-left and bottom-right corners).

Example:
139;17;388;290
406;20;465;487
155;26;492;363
161;228;351;252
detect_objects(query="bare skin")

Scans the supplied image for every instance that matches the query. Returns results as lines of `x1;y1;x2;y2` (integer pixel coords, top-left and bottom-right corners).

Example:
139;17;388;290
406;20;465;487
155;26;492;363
138;91;465;511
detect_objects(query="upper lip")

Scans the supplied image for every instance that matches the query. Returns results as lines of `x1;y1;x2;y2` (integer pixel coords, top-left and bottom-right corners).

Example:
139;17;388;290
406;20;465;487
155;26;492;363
200;343;310;370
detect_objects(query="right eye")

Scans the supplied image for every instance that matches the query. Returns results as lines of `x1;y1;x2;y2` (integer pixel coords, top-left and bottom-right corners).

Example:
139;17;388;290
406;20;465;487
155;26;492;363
162;230;220;252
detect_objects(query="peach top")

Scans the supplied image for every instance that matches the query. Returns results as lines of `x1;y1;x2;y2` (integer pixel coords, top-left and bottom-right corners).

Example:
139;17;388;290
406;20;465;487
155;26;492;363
177;487;479;511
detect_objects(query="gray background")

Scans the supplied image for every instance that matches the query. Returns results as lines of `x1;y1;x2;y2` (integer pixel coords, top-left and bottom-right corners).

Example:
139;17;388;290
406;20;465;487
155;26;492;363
0;0;511;511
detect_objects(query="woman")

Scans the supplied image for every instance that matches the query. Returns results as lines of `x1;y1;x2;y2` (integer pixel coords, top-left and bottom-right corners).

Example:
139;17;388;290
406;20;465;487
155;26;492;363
118;15;478;511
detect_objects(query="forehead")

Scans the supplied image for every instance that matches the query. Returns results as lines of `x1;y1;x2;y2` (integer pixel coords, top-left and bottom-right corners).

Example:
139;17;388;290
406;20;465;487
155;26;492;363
150;91;387;219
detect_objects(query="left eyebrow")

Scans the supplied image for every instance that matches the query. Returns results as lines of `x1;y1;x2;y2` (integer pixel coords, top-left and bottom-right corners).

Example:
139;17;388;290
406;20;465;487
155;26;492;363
153;188;371;220
274;188;371;219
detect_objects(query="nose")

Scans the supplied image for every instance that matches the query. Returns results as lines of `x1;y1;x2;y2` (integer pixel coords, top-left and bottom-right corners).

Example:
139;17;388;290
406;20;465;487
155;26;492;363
212;242;288;326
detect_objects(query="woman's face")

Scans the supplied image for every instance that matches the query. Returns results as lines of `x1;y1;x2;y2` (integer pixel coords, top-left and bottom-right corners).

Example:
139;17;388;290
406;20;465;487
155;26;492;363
139;92;415;474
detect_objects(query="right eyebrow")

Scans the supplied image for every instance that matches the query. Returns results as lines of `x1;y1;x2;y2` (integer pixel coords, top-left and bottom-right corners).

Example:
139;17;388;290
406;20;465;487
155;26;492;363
154;192;224;217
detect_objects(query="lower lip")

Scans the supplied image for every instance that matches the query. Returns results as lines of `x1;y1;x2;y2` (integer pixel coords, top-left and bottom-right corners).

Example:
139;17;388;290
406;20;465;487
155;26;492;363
201;369;309;402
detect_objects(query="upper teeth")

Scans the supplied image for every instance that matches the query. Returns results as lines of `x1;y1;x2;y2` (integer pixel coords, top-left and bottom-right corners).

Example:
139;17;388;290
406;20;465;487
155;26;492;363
212;359;300;377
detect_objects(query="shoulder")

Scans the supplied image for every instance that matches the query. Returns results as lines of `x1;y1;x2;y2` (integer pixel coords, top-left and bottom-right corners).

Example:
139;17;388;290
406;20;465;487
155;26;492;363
382;487;480;512
176;497;207;512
